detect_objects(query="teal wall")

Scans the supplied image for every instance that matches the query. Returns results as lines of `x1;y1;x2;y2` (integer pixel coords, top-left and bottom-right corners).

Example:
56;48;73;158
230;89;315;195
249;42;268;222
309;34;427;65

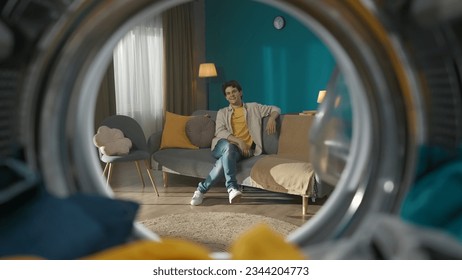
205;0;336;113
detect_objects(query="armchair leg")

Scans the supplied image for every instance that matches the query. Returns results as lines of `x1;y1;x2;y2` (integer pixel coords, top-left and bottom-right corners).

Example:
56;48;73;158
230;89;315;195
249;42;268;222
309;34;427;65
102;162;109;177
302;196;309;216
162;171;168;188
135;161;146;188
106;163;114;189
144;160;159;197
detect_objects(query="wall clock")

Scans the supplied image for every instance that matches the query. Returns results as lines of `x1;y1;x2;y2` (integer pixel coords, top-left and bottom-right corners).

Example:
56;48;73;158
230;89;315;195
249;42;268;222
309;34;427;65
273;16;286;30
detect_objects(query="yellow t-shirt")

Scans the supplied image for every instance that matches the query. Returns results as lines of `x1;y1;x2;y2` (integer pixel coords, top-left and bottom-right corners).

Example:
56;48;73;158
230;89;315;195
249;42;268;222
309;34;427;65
231;106;253;147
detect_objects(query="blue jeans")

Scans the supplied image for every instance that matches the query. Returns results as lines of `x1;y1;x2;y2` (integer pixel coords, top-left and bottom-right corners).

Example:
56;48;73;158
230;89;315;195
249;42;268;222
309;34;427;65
197;139;243;193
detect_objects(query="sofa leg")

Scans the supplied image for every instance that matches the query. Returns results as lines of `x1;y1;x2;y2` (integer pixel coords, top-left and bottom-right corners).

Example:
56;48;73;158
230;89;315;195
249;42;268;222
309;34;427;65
302;196;309;216
162;171;168;188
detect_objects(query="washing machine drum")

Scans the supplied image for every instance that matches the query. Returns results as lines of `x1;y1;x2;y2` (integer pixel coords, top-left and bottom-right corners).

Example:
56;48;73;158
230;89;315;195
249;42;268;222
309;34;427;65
1;0;462;258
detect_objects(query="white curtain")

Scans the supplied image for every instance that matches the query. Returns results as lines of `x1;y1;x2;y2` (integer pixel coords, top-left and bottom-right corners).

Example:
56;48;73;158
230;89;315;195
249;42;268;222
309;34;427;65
113;16;164;139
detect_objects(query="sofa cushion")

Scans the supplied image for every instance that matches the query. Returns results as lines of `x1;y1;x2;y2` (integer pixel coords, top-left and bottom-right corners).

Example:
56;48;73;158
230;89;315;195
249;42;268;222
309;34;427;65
153;148;215;178
185;116;215;148
153;148;265;184
160;112;198;150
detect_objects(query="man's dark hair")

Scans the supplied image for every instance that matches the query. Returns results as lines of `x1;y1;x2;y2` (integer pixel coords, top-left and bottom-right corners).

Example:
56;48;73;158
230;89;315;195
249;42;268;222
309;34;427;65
222;80;242;96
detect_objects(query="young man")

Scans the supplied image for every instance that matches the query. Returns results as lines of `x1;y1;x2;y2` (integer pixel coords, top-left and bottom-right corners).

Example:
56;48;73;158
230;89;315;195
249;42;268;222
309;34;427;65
190;80;280;206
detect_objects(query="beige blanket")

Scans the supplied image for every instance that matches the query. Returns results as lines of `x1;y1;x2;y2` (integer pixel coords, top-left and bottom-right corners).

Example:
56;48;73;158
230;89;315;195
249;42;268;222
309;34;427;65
249;115;316;196
250;155;315;195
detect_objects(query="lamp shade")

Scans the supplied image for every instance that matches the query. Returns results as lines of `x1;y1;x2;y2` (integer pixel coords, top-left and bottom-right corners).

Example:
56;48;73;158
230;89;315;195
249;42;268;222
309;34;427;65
198;63;217;77
317;90;326;103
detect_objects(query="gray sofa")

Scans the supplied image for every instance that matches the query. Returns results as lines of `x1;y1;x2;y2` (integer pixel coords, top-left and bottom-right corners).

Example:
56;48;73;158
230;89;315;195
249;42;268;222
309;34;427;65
147;110;330;214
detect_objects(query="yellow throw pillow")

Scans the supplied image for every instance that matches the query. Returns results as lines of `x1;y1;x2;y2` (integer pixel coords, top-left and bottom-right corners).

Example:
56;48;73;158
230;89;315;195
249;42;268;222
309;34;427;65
160;112;199;150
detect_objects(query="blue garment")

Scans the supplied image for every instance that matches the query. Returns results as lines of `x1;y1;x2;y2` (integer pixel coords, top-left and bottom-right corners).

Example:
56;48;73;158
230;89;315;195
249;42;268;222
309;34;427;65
0;158;139;259
197;139;243;193
400;145;462;242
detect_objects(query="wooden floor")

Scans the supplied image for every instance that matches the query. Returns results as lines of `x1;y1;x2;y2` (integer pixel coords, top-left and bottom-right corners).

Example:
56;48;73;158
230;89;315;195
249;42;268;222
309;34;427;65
109;162;327;227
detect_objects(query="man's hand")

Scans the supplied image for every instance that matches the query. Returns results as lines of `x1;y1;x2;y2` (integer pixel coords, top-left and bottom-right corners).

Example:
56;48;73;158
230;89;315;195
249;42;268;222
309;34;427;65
236;139;251;157
265;118;277;135
265;111;279;135
228;136;251;157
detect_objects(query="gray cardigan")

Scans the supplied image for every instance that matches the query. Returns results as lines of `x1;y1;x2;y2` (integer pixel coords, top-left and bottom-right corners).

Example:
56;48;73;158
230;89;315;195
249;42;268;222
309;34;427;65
212;102;280;156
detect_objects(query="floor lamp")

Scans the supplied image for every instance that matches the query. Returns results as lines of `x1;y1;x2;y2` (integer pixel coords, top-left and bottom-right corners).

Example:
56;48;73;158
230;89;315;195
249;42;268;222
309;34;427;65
198;63;218;108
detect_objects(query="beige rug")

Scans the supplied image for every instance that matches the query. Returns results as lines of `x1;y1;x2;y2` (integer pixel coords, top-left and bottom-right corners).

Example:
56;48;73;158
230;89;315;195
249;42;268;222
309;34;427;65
139;212;299;252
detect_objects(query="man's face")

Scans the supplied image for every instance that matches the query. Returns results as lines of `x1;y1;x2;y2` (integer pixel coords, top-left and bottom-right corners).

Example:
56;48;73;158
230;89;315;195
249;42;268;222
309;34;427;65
225;86;243;107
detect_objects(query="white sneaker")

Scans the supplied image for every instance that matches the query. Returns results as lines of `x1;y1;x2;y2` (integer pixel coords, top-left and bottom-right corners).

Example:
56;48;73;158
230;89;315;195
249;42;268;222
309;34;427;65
228;188;242;204
190;190;204;206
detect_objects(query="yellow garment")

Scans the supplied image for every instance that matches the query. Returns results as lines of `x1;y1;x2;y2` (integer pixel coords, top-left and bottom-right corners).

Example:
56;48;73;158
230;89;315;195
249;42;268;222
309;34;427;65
230;224;306;260
83;223;305;260
4;224;305;260
83;238;213;260
231;106;253;147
